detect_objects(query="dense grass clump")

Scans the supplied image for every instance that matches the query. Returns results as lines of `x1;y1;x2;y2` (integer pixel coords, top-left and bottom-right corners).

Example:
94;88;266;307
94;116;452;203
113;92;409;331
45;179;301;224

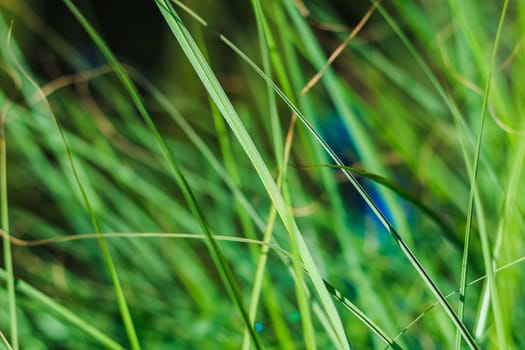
0;0;524;349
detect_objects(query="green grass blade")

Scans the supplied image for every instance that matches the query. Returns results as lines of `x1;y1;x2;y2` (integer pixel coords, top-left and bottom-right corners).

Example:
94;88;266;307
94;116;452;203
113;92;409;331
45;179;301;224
156;1;350;348
61;1;263;348
282;180;317;350
268;3;404;343
128;68;267;233
456;2;509;348
167;2;478;347
3;6;140;349
299;163;457;246
478;118;525;346
5;22;141;350
391;249;525;349
372;1;502;197
246;1;316;349
250;0;284;167
322;280;402;350
280;0;411;243
0;98;18;350
5;1;520;348
1;24;18;350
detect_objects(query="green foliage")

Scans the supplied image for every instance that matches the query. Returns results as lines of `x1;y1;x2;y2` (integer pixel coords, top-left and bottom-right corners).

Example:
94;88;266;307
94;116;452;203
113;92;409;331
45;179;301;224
0;1;524;349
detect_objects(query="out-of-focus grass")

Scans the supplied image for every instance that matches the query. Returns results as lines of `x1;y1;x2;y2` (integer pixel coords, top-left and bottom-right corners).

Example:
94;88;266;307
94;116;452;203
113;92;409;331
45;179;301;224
0;0;524;349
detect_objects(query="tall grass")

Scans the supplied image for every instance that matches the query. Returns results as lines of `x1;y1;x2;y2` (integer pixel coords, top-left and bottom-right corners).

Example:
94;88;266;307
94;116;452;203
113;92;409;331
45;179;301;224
0;0;524;349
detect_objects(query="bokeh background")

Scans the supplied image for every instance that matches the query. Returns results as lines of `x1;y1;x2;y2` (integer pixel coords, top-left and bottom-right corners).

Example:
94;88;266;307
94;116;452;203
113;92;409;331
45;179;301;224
1;0;524;349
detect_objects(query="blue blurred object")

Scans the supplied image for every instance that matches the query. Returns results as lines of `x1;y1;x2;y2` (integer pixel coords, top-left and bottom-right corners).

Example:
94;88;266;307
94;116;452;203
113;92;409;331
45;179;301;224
316;111;396;236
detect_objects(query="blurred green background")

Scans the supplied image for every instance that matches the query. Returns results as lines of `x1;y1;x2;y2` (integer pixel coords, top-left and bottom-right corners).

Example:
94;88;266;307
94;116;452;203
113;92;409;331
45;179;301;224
0;0;524;349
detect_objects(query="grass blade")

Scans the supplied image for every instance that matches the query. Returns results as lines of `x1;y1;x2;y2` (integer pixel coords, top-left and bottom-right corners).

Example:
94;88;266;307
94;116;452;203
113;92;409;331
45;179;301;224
156;1;350;348
1;22;18;350
5;16;141;350
61;1;263;348
167;1;479;347
456;1;509;348
299;163;458;246
245;1;317;349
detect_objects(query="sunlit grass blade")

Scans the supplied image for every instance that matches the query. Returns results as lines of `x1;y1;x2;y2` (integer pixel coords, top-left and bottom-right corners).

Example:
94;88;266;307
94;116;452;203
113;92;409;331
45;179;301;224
0;329;13;350
246;1;316;348
373;1;502;196
156;1;350;348
167;1;478;347
169;7;384;343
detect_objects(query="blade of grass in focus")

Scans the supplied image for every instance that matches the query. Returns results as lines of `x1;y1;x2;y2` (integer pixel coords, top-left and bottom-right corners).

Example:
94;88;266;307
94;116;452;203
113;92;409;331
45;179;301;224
156;1;350;348
167;1;478;347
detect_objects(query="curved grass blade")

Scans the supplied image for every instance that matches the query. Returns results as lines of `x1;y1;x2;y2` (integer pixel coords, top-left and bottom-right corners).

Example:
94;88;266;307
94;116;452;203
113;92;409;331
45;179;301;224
132;66;297;349
370;0;509;347
268;2;404;343
128;68;267;232
156;1;350;348
61;1;263;348
0;229;289;257
2;223;403;349
128;7;391;346
321;280;402;350
298;163;458;248
3;15;140;350
34;62;296;348
280;2;413;251
0;330;13;350
167;1;478;348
